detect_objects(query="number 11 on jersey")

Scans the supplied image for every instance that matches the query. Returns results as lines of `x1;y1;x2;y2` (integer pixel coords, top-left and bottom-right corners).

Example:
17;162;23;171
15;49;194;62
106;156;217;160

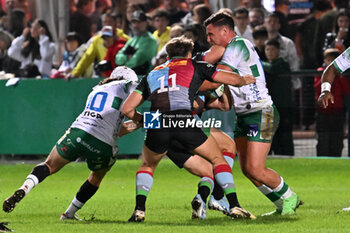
157;73;180;93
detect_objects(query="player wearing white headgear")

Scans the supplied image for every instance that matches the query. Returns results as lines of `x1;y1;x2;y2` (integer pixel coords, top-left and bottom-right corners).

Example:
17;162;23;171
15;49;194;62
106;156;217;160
3;67;140;220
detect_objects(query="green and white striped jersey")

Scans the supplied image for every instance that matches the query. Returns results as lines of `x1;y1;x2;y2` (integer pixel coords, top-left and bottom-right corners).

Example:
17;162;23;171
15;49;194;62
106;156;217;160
219;36;273;115
71;80;136;146
333;47;350;74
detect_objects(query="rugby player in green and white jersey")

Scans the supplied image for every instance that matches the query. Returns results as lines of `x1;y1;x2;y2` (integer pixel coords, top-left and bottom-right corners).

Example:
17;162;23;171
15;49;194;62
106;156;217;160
318;47;350;212
202;12;301;216
3;66;141;220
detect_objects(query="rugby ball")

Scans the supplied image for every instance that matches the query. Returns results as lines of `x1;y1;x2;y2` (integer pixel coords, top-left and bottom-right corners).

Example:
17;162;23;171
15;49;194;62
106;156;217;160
207;84;224;99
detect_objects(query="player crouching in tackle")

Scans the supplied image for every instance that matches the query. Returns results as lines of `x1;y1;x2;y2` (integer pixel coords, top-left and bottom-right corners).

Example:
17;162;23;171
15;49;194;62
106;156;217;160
121;36;256;222
167;86;255;219
2;66;141;220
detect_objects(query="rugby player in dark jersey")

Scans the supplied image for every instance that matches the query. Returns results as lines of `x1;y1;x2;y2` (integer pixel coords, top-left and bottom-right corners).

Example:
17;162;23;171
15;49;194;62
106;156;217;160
122;36;256;222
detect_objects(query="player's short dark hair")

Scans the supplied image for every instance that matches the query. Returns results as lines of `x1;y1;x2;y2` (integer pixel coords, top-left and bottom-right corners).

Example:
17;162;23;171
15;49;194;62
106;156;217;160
252;26;268;39
204;12;235;30
233;6;249;17
265;39;280;49
152;9;170;21
166;36;194;58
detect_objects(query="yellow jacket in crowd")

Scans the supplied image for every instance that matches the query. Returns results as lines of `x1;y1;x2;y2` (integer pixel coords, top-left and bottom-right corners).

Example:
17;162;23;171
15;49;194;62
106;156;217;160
72;28;130;77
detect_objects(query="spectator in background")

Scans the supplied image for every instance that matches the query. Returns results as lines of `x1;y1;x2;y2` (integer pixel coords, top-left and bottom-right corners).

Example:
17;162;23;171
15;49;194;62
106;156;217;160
295;0;332;70
233;6;253;43
4;0;15;13
8;19;55;77
314;0;349;67
69;0;95;43
0;28;20;73
314;48;350;157
90;0;112;35
115;13;123;30
274;0;293;39
192;3;212;26
125;3;146;36
163;0;187;25
97;25;126;77
183;23;209;54
152;9;170;52
241;0;270;18
153;24;183;66
51;32;87;78
115;10;157;75
181;0;204;25
265;13;300;88
262;39;294;155
323;9;350;53
8;8;26;37
249;8;264;29
67;12;129;79
294;1;333;130
252;26;268;61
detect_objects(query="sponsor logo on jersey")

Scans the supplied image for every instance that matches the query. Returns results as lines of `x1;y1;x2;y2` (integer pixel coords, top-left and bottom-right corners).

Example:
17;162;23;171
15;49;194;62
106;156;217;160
83;110;103;120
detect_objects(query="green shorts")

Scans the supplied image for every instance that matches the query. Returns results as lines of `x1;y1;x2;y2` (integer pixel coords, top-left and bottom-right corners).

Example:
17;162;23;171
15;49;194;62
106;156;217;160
234;105;279;143
56;128;117;171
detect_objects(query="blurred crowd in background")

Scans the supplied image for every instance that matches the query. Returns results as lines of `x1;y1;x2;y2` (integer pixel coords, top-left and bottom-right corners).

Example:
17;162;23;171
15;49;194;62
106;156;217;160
0;0;349;157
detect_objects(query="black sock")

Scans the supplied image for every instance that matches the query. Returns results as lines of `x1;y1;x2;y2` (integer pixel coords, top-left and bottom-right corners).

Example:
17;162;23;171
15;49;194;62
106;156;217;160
135;195;147;211
226;192;241;209
212;180;224;200
76;180;99;204
31;163;50;183
198;186;211;202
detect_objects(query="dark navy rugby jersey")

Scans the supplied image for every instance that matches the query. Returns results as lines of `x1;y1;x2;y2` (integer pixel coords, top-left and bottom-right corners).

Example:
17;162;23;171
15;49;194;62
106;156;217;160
135;58;218;112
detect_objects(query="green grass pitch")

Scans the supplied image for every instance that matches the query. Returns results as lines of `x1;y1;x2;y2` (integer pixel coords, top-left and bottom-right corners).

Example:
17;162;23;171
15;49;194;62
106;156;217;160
1;158;350;233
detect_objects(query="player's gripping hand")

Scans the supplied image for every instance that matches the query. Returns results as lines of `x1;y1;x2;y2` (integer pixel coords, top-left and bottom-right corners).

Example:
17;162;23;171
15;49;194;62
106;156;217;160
318;91;334;108
241;74;256;86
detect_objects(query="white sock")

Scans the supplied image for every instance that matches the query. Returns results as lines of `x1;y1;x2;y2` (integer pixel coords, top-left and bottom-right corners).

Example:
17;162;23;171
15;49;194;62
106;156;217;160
258;184;283;211
20;174;39;195
273;177;293;199
64;197;84;217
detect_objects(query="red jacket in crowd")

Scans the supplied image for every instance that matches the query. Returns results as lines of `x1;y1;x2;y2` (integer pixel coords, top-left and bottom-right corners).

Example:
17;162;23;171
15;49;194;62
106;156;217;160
314;67;350;114
103;38;126;77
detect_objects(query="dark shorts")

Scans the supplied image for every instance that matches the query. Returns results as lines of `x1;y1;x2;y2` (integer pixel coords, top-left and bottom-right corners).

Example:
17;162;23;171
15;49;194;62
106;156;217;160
144;110;208;154
167;140;193;168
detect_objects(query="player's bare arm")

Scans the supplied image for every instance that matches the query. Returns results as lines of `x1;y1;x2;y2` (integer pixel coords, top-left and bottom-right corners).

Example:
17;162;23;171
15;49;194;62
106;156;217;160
202;45;226;64
214;69;255;87
121;92;144;123
206;85;232;111
318;63;337;108
118;120;142;137
199;80;221;91
198;47;226;91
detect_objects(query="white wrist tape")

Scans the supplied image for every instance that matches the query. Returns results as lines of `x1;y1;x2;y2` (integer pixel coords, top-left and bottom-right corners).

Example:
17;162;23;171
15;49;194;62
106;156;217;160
321;82;331;92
